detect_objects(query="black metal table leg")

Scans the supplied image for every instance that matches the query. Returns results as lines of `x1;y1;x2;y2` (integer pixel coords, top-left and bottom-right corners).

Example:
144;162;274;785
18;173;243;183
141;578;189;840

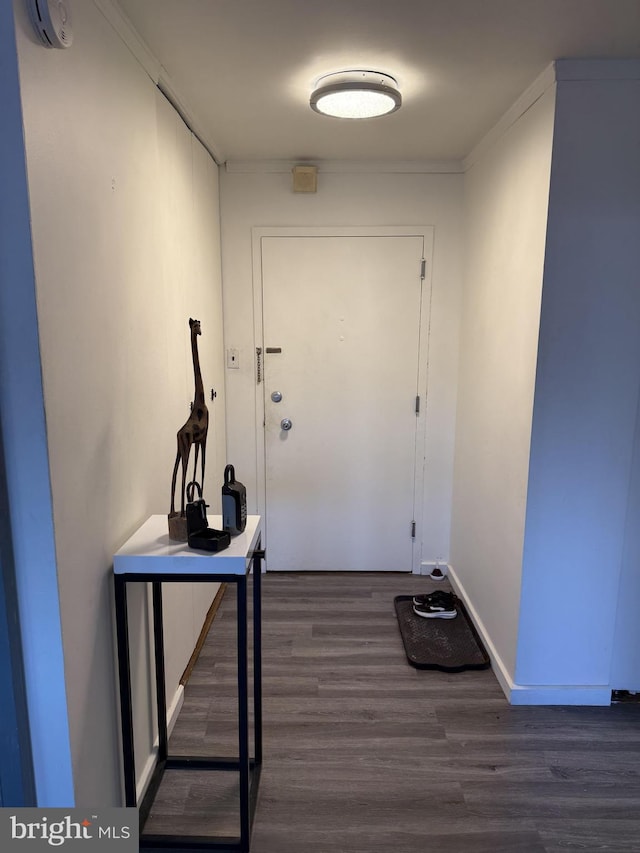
252;548;263;767
114;574;136;806
152;581;168;763
236;576;250;852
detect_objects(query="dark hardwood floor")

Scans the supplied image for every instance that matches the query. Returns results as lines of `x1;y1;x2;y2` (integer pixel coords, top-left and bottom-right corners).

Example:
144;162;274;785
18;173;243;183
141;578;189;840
146;572;640;852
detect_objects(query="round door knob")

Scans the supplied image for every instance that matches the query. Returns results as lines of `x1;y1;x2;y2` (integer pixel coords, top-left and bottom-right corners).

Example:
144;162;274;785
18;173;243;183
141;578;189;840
280;418;293;431
271;391;283;403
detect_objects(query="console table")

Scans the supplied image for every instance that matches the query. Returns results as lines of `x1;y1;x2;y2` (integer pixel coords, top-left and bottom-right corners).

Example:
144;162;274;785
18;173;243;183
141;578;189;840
113;514;263;851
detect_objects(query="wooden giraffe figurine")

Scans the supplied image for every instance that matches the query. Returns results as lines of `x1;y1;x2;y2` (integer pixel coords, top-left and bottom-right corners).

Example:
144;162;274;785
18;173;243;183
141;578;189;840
169;318;209;538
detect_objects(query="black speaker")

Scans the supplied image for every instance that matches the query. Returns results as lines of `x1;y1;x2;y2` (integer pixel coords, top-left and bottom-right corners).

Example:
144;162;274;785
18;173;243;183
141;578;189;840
222;465;247;535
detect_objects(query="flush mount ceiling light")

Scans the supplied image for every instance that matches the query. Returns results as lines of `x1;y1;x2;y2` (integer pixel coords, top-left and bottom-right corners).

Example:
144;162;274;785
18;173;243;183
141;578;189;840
310;70;402;119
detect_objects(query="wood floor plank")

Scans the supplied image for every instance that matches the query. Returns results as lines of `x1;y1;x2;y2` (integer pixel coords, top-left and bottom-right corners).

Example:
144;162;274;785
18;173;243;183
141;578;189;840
148;572;640;852
538;819;640;852
462;779;640;820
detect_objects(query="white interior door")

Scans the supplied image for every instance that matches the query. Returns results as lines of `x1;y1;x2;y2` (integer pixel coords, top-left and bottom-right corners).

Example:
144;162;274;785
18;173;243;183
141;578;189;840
260;232;428;571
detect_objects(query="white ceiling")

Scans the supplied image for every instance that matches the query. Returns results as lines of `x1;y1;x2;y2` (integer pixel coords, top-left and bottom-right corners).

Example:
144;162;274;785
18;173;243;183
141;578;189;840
114;0;640;164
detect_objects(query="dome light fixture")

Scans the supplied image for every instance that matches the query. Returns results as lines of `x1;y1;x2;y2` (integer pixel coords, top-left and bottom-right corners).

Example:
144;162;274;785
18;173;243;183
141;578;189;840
310;70;402;119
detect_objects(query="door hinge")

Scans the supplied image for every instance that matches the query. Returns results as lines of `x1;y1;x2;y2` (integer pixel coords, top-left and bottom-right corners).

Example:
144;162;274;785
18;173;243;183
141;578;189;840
420;258;426;280
256;347;262;384
411;521;416;539
415;395;420;415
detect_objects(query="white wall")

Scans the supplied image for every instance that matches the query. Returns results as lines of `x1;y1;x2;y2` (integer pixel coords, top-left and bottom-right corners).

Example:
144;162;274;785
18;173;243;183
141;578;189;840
449;80;556;683
13;0;226;805
220;166;464;565
516;63;640;695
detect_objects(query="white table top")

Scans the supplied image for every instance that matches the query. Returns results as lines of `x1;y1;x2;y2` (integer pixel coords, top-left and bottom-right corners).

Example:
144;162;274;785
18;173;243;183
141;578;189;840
114;515;261;576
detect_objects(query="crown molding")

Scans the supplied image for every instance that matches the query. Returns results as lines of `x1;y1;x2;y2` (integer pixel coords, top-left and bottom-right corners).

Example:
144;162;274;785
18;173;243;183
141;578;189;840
93;0;224;164
463;63;557;171
93;0;159;79
225;159;464;175
463;58;640;172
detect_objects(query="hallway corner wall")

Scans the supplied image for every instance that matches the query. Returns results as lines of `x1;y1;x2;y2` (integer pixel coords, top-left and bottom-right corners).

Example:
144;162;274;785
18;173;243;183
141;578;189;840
516;62;640;691
450;78;556;685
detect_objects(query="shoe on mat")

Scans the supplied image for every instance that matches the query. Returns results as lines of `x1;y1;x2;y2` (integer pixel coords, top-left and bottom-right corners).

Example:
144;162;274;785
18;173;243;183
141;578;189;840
413;599;457;619
412;590;455;608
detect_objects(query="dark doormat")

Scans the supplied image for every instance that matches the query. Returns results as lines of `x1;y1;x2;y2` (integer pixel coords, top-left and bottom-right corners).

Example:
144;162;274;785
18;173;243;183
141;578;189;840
394;595;491;672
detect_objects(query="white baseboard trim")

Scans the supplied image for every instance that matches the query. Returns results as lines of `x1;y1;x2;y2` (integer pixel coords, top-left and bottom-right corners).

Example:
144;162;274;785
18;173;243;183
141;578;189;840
136;684;185;802
445;564;514;701
167;683;185;735
446;564;612;707
136;748;158;804
508;684;612;706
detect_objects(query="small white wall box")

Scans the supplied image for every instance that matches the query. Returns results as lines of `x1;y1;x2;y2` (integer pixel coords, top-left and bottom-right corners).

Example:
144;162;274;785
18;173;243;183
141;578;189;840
292;165;318;193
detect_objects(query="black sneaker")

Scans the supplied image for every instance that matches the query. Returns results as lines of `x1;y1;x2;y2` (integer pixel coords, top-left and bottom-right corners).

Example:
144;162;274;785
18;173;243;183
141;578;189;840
412;591;457;619
413;599;457;619
412;590;455;608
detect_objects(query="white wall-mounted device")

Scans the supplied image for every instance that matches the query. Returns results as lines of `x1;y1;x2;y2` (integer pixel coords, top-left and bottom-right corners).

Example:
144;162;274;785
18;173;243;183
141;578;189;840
292;165;318;194
27;0;73;49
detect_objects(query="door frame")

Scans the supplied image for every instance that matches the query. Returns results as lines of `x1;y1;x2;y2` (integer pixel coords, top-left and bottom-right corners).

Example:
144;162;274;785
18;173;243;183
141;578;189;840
251;225;434;573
